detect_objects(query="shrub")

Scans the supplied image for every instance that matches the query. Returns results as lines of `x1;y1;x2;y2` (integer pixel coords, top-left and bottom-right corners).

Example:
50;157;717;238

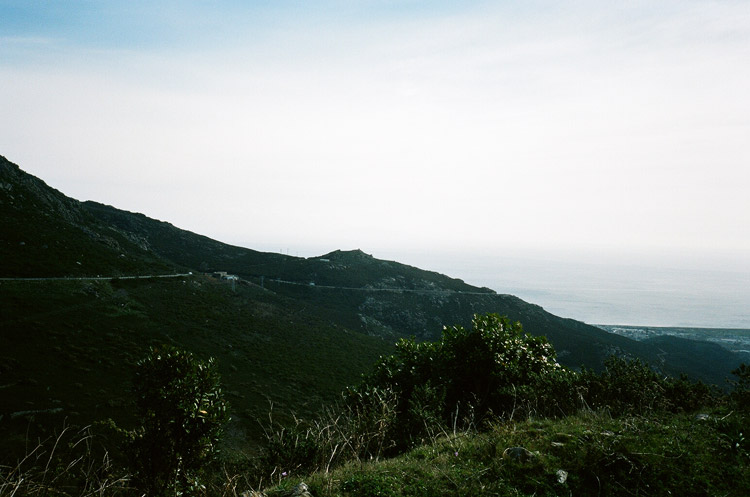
259;315;725;483
350;314;570;452
579;356;666;415
439;313;564;419
579;356;716;416
261;420;322;477
259;386;399;480
730;363;750;411
128;346;229;496
662;373;715;413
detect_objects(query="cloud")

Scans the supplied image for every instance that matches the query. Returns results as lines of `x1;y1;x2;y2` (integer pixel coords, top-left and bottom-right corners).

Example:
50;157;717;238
1;1;749;255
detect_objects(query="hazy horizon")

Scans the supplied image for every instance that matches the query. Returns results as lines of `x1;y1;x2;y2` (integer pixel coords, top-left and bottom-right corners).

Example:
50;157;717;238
2;1;748;328
236;242;750;330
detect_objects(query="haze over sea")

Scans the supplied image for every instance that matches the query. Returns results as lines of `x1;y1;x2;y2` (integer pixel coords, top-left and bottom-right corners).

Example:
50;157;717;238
4;2;748;332
419;251;750;330
245;243;750;330
247;246;740;332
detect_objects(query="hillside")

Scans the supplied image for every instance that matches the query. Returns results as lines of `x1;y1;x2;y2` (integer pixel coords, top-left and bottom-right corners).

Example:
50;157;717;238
1;154;746;457
0;156;176;277
0;274;392;453
262;410;749;497
80;195;744;385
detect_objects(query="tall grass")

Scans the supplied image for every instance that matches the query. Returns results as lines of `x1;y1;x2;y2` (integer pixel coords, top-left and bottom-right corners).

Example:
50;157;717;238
0;424;131;497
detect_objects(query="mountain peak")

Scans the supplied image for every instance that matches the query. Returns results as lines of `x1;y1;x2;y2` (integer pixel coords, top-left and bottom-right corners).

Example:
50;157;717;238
321;249;373;261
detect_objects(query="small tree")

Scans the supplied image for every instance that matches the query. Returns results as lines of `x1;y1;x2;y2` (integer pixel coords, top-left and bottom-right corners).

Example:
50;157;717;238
730;363;750;411
129;346;228;496
440;313;565;418
350;313;569;452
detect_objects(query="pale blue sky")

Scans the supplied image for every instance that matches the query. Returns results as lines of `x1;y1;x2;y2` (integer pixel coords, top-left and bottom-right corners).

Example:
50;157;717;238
2;1;749;265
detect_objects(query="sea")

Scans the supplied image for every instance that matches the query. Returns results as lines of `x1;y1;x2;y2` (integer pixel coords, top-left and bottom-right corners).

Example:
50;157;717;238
393;249;750;330
245;242;750;330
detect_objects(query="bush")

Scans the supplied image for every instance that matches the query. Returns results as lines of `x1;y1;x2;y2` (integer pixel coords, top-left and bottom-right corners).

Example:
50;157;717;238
259;315;725;483
259;386;399;480
579;356;716;416
128;346;229;496
579;356;666;415
349;314;570;453
662;373;715;413
730;363;750;411
261;420;322;477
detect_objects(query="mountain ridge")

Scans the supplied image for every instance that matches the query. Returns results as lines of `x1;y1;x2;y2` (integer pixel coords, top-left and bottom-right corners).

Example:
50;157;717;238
1;154;746;455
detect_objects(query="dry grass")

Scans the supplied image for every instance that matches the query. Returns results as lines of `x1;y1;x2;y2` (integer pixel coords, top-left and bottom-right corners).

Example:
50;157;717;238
0;424;132;497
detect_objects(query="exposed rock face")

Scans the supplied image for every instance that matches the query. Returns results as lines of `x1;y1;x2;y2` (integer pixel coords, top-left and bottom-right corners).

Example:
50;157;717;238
0;155;172;277
0;155;85;224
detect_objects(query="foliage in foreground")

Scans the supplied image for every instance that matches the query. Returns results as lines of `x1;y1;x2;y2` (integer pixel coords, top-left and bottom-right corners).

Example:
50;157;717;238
320;314;714;460
3;315;750;496
256;314;724;483
128;346;229;496
0;425;132;496
269;409;749;497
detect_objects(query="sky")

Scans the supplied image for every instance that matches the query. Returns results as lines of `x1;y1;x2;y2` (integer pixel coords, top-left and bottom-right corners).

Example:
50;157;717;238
1;1;749;325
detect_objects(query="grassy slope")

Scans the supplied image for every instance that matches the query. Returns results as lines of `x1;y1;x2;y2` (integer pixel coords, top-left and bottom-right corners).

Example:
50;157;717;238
1;153;745;461
0;156;175;278
0;275;392;458
81;201;745;385
268;409;749;497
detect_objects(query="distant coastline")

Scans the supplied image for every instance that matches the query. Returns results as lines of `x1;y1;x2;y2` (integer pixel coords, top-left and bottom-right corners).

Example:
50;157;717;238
597;324;750;358
374;249;750;330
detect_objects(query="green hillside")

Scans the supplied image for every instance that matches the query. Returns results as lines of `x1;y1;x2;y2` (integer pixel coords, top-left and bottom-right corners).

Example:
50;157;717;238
1;153;746;460
263;409;749;497
80;196;744;385
0;156;175;277
0;274;391;454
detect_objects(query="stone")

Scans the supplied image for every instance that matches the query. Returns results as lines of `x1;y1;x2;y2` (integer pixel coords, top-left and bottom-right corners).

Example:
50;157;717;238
239;492;264;497
503;446;536;462
291;482;313;497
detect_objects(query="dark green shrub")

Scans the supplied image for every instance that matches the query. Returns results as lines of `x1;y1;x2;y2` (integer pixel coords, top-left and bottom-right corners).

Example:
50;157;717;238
259;386;399;480
351;314;569;452
440;313;564;419
341;384;399;460
730;363;750;411
662;373;715;413
713;412;750;463
580;356;716;416
579;356;667;415
128;346;229;496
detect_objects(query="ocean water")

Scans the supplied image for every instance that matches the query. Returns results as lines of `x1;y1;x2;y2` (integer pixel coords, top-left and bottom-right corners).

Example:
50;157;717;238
396;250;750;329
248;242;750;329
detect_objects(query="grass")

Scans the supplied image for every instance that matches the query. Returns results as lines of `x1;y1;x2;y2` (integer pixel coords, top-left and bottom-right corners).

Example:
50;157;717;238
0;275;393;459
5;407;746;496
0;424;132;496
265;409;749;497
4;155;750;495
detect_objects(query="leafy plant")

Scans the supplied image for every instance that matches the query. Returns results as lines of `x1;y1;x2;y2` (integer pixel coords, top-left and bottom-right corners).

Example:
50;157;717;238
350;314;569;453
579;356;715;416
128;346;229;496
730;363;750;411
